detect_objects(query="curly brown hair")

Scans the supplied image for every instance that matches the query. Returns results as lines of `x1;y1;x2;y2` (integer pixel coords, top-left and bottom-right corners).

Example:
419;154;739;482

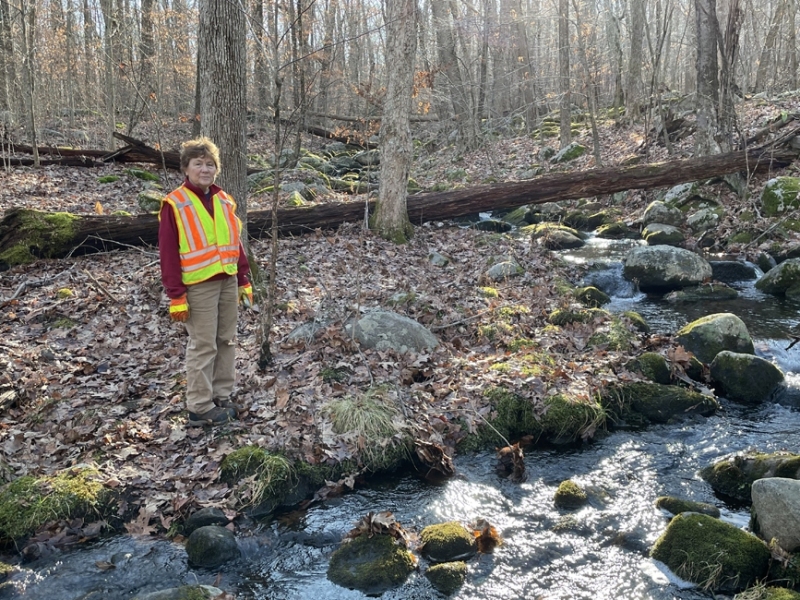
179;136;221;172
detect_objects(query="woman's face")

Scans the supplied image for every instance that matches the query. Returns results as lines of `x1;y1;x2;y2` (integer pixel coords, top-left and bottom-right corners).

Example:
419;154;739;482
185;155;217;192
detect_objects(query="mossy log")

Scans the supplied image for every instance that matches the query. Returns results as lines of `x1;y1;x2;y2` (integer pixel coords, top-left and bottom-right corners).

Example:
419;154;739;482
0;145;796;269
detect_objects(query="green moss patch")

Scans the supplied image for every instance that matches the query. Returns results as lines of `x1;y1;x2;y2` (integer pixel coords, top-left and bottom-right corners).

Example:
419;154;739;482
0;209;80;268
420;522;477;563
650;512;770;592
425;561;467;595
554;480;589;509
0;468;112;546
327;534;415;595
655;496;720;518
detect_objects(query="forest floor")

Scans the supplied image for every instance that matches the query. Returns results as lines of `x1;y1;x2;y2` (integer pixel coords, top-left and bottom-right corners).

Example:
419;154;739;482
2;94;800;551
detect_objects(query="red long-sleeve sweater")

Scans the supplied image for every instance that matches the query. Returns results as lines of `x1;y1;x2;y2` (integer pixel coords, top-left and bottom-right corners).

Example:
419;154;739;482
158;179;251;299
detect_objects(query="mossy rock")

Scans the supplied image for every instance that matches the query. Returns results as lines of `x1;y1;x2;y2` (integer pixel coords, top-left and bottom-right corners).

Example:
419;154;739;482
699;451;800;502
327;534;416;595
623;311;650;333
185;525;240;568
420;522;477;563
138;189;164;213
97;175;120;184
524;222;583;240
0;468;113;546
425;561;467;595
675;313;755;364
710;351;785;404
286;190;305;206
664;283;738;303
761;177;800;216
539;394;606;443
552;142;586;163
728;231;754;244
650;512;770;592
575;286;610;307
554;480;589;509
595;222;639;239
627;352;672;384
642;223;685;246
502;206;531;226
655;496;720;518
220;446;323;517
563;210;610;230
755;258;800;297
603;382;718;426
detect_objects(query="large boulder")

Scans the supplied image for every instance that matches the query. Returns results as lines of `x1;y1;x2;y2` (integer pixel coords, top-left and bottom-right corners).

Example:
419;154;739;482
755;258;800;298
327;534;416;595
710;260;758;283
185;525;240;568
650;512;770;592
699;451;800;502
760;176;800;216
710;351;786;404
350;311;438;353
623;245;712;291
675;313;755;364
642;223;685;246
751;477;800;552
643;201;684;226
419;522;478;563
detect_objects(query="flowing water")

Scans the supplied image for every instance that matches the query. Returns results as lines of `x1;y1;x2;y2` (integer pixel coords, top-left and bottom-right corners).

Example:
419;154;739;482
5;237;800;600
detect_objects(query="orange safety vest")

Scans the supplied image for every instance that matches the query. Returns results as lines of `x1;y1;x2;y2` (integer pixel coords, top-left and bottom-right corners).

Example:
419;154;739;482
161;185;242;285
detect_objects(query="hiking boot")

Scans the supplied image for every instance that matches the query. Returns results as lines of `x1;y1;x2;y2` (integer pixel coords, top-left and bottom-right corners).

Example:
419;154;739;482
187;406;237;427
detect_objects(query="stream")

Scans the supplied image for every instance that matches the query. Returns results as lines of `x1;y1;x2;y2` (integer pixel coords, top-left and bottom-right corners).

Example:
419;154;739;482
5;237;800;600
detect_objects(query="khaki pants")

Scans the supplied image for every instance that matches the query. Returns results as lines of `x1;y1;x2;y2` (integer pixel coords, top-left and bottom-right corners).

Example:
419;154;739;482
184;276;238;414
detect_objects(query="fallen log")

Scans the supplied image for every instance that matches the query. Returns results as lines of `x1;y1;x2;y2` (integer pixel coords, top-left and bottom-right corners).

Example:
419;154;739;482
5;133;268;174
0;143;796;269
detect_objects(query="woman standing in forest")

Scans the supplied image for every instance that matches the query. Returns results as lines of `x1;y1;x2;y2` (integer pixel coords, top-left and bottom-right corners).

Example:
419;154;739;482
158;137;253;427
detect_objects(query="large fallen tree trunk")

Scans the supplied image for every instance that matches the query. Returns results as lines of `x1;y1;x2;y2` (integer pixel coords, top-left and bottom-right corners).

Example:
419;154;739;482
0;143;796;269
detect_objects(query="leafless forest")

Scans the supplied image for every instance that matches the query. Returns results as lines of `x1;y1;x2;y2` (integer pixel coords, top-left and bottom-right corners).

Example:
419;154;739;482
0;0;797;156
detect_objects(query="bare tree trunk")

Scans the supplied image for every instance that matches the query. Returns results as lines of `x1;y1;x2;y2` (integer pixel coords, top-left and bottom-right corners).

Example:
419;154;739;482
132;0;157;132
477;0;495;122
719;0;741;151
253;0;270;115
64;0;77;128
788;0;798;89
695;0;720;156
198;0;248;233
604;0;625;119
0;0;13;114
626;0;646;121
430;0;474;148
99;0;118;149
754;0;786;93
372;0;417;243
82;0;96;107
559;0;571;147
19;0;38;166
572;0;602;164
